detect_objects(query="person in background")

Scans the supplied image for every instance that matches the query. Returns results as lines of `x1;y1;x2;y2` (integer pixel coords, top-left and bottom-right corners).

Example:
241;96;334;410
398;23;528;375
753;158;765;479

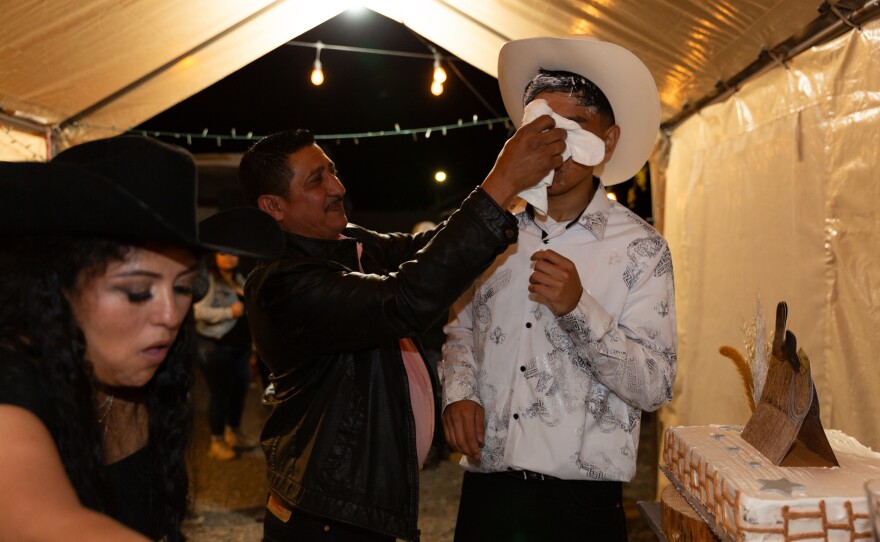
239;122;566;542
0;136;281;541
194;251;257;460
440;36;677;541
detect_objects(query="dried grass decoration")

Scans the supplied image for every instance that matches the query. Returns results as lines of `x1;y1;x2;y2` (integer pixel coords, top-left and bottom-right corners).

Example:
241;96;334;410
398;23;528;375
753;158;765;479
718;295;772;413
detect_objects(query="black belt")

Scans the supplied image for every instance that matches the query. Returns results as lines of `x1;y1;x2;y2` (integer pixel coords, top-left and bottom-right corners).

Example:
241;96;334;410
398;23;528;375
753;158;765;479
505;468;559;481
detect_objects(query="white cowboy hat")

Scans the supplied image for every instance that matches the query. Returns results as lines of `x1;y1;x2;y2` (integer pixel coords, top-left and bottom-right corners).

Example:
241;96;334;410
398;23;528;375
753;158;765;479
498;36;660;185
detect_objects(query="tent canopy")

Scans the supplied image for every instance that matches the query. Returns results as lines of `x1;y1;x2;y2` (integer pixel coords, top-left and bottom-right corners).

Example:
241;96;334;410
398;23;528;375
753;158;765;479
2;0;874;160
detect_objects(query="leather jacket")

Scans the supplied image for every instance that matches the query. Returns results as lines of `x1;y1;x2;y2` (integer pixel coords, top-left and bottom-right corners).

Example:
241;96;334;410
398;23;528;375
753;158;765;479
245;188;518;541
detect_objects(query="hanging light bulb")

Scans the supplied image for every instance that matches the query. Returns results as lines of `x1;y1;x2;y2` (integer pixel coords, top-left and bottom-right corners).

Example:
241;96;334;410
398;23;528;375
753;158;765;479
430;51;446;95
311;60;324;85
311;41;325;86
433;55;447;84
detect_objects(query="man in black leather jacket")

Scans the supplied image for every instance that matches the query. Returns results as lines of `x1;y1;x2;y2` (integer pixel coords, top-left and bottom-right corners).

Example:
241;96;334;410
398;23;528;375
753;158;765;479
239;124;565;541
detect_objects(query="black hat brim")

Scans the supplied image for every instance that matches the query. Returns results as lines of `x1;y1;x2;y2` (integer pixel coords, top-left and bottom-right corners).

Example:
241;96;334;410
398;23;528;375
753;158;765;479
1;161;283;259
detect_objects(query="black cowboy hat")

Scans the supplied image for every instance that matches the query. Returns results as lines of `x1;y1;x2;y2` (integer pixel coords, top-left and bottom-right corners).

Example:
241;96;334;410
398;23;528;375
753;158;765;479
0;135;282;259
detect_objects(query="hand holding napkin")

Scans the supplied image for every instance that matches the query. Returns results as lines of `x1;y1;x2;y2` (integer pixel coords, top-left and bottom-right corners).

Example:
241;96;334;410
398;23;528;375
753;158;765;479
517;99;606;213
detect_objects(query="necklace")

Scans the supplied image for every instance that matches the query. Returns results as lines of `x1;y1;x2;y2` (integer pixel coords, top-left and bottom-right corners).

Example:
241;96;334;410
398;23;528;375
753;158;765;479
96;395;115;439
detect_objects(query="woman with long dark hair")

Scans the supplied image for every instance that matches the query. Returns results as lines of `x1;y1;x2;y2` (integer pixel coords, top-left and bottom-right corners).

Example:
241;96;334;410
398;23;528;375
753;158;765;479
0;136;280;541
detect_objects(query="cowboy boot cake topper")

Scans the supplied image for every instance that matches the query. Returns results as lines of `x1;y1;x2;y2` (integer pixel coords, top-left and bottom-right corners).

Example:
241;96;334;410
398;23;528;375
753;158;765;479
739;301;838;467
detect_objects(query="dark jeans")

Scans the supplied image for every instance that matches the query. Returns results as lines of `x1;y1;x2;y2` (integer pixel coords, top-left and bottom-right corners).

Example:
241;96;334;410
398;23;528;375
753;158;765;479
197;338;250;436
263;503;394;542
454;471;628;542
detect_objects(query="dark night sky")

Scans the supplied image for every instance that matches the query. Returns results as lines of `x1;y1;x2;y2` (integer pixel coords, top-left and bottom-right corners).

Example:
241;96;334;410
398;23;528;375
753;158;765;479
136;8;513;226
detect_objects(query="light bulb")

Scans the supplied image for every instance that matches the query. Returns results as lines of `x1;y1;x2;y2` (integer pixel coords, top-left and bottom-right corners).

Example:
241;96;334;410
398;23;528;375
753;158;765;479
431;80;443;96
311;59;324;86
434;171;447;183
433;61;447;84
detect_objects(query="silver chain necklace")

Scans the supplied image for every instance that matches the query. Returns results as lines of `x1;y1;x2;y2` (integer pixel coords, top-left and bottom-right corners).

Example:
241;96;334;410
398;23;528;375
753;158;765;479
96;395;115;439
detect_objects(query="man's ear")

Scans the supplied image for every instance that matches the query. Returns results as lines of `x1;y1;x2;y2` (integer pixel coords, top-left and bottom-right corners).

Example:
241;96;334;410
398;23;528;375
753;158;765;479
602;125;621;163
257;195;285;223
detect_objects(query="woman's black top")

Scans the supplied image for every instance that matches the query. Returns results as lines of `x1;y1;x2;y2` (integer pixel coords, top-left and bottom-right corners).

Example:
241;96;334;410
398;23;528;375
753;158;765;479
0;349;166;540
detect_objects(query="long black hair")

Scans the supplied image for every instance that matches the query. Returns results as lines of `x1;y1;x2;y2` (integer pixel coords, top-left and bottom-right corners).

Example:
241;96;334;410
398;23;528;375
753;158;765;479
0;235;193;541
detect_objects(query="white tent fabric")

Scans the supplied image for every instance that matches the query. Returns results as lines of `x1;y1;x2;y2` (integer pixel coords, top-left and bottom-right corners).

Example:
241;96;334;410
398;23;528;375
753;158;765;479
662;18;880;451
2;0;879;453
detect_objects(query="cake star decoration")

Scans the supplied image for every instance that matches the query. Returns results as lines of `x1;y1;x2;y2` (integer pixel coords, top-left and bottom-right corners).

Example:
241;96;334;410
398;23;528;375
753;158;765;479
757;477;805;496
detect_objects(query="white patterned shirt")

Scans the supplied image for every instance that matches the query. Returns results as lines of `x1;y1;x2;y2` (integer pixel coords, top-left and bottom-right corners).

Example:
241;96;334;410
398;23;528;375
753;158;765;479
440;183;677;481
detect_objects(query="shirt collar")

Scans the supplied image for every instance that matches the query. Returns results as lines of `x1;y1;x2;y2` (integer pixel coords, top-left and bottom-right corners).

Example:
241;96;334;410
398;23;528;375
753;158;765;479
517;177;611;241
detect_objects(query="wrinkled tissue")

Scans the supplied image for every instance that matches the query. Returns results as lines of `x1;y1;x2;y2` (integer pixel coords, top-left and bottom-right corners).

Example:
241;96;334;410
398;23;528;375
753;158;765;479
517;99;606;213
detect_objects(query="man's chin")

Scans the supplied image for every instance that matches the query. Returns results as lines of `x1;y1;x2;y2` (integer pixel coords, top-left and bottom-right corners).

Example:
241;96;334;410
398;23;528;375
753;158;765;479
331;213;349;230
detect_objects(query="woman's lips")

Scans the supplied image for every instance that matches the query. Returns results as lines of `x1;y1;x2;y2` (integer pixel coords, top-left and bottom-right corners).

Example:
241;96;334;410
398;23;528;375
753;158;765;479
142;343;170;363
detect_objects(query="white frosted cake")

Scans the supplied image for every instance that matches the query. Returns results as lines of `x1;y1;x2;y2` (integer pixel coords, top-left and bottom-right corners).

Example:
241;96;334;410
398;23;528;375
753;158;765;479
663;425;880;541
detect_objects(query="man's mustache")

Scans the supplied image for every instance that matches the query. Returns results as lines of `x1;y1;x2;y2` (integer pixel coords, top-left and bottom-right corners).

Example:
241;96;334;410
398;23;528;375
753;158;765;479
324;196;344;211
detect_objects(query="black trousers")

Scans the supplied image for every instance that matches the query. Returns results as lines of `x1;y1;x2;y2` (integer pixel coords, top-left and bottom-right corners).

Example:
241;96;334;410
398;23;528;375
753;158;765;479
454;471;628;542
196;338;250;436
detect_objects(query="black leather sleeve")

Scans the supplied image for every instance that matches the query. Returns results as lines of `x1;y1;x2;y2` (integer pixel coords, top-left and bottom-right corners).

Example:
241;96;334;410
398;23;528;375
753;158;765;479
252;188;517;355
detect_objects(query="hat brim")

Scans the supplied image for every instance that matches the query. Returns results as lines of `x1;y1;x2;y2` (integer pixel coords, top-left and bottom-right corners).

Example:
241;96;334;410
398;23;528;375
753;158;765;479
1;162;283;259
199;207;284;260
498;37;660;185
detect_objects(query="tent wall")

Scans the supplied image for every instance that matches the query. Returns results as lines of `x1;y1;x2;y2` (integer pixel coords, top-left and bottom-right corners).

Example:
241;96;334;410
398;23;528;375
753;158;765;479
662;19;880;450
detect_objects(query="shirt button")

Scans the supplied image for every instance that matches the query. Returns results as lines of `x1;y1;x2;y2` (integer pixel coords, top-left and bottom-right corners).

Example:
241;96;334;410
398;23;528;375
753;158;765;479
525;322;532;328
513;413;519;420
542;239;549;244
520;366;526;372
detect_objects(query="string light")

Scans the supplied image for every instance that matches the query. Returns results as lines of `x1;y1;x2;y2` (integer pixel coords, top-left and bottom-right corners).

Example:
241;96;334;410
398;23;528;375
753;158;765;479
72;116;510;146
287;41;459;96
311;41;325;86
434;171;447;183
431;52;447;96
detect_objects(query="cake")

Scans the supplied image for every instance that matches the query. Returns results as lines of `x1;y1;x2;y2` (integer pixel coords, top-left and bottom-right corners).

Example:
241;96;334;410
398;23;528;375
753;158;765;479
663;425;880;541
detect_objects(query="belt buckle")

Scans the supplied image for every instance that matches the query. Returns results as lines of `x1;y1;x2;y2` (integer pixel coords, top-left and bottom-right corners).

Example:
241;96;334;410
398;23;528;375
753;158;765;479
516;469;548;481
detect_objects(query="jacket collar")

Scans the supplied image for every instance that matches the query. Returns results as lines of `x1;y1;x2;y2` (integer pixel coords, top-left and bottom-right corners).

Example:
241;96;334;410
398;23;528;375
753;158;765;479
282;229;361;271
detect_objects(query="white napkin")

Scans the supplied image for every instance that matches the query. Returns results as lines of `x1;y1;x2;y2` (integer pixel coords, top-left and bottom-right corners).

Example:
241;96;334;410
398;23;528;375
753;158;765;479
517;99;606;213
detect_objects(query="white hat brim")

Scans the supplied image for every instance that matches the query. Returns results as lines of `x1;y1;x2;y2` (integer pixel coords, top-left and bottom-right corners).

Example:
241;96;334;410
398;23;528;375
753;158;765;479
498;37;660;185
